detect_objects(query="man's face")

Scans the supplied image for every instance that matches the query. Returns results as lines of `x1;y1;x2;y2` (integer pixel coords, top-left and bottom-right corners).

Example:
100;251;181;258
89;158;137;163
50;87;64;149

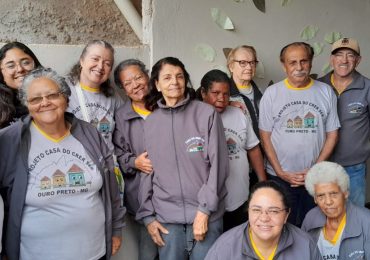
282;45;312;88
330;48;361;78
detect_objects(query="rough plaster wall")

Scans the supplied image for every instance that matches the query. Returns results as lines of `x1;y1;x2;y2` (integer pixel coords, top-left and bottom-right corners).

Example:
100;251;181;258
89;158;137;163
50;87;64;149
0;0;140;45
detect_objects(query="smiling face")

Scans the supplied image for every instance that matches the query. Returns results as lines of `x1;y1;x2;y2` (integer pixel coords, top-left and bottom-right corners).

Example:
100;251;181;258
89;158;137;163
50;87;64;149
248;187;289;244
330;48;361;79
201;82;230;113
79;44;113;88
155;64;186;106
282;45;312;88
0;48;35;89
229;48;257;86
314;182;347;221
27;77;67;126
119;65;149;103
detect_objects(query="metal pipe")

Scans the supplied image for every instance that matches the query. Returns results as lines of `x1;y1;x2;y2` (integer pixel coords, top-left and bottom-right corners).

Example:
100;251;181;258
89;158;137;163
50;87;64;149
114;0;143;41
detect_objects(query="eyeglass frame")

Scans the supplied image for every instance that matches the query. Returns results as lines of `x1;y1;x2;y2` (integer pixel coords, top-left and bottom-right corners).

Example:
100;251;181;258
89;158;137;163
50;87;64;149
233;59;259;68
248;206;288;217
1;58;35;73
27;91;63;105
121;73;147;89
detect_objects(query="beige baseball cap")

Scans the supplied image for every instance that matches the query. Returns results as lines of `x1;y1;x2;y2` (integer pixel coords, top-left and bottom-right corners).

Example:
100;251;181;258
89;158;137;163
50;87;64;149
331;38;360;55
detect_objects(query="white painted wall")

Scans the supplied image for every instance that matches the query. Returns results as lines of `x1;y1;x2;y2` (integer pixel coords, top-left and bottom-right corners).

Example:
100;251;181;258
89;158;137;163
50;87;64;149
150;0;370;90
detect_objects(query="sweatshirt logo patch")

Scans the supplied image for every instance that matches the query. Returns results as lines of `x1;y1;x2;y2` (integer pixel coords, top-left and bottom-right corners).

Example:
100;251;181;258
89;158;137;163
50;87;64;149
185;137;205;152
348;102;364;114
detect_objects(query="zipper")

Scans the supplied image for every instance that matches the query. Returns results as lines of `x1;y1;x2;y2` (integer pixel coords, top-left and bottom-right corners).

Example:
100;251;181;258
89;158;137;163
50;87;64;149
171;108;188;223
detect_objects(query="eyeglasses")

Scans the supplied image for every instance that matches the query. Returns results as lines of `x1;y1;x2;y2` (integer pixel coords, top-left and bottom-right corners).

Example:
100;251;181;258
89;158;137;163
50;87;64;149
27;92;62;105
249;207;287;217
121;73;146;88
1;59;35;72
233;59;258;67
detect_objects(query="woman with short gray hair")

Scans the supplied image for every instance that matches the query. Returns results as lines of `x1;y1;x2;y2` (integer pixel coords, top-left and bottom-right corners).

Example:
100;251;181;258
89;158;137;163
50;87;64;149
302;161;370;260
0;67;125;259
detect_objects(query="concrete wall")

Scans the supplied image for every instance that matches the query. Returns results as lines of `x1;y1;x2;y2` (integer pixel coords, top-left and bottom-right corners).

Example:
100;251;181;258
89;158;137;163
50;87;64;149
150;0;370;89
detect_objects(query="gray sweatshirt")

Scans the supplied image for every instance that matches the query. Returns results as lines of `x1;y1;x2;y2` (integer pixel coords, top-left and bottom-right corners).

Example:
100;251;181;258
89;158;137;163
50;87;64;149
319;71;370;166
206;222;322;260
136;96;228;225
113;100;145;215
302;201;370;260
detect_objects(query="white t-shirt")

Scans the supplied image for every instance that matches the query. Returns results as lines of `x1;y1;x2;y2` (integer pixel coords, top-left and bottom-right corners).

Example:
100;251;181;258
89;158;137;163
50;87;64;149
259;79;340;175
21;123;105;260
221;106;259;211
67;82;124;153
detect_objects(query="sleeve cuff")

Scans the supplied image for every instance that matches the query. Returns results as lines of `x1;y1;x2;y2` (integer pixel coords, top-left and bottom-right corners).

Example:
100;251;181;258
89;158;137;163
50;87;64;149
197;206;211;216
143;216;156;226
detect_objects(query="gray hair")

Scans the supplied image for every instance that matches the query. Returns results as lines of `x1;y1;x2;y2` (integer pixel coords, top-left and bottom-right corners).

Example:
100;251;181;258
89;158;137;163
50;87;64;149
114;59;149;88
305;161;350;197
19;67;71;106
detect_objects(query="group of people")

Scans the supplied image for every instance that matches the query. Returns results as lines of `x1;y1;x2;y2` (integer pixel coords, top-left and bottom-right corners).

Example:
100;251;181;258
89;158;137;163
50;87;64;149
0;37;369;260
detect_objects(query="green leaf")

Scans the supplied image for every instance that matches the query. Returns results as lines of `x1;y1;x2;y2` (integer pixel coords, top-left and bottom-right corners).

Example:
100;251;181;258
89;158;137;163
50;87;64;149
195;44;217;62
281;0;292;7
324;32;342;44
312;42;324;56
253;0;266;13
300;25;319;40
211;8;234;30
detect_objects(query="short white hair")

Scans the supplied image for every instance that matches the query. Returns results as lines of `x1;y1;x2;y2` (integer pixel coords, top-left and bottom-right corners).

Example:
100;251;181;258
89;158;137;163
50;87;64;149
305;161;349;197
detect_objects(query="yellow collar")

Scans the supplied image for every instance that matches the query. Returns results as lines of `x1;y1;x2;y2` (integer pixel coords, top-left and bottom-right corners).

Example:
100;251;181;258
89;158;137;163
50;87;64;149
324;213;346;245
32;121;70;143
284;78;314;90
249;228;278;260
80;82;100;93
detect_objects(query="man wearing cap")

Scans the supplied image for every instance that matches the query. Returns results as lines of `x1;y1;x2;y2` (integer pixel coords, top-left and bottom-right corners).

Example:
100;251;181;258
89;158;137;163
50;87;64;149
319;38;370;206
259;42;340;226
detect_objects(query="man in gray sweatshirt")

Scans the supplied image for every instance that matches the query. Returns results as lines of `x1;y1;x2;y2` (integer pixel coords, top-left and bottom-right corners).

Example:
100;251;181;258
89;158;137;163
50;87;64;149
319;38;370;206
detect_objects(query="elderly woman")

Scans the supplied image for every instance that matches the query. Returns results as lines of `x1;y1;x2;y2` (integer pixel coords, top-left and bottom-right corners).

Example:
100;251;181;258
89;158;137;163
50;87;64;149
136;57;228;260
227;45;264;189
205;181;321;260
0;42;43;127
302;161;370;259
227;45;262;137
113;59;158;260
198;69;266;231
0;68;125;260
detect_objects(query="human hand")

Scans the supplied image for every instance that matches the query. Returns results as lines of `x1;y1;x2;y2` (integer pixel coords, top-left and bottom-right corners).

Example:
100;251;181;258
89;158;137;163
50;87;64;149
277;169;308;187
193;210;209;241
147;220;169;247
229;101;247;113
111;236;122;255
135;151;153;174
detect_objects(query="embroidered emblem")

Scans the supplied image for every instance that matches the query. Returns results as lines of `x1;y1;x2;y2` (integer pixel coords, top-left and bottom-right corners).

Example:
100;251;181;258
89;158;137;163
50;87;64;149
185;137;205;152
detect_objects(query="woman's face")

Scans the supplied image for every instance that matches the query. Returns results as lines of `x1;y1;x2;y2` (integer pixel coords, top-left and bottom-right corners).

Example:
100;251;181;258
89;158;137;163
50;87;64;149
79;44;113;88
0;48;35;90
229;48;257;85
155;64;186;106
201;82;230;113
314;182;348;221
248;188;289;244
119;65;149;103
27;77;67;126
